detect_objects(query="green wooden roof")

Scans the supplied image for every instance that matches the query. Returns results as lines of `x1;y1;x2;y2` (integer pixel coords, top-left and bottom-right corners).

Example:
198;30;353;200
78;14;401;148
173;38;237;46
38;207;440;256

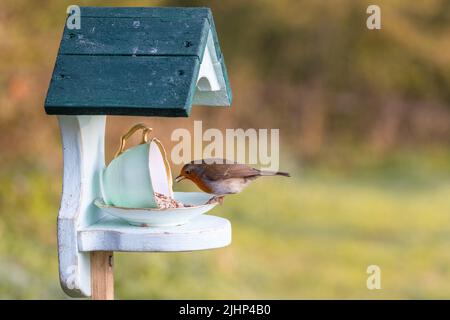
44;7;232;117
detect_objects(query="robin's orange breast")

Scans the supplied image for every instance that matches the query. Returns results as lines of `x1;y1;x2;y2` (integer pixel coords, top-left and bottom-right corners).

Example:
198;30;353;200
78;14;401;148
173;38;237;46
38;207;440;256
188;176;215;194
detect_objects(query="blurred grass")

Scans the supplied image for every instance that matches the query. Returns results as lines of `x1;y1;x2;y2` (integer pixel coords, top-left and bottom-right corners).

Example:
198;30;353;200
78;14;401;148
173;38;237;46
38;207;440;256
1;152;449;299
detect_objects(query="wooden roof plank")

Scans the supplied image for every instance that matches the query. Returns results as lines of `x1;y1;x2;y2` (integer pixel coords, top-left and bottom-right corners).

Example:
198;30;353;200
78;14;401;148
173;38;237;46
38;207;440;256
60;17;209;58
45;55;200;117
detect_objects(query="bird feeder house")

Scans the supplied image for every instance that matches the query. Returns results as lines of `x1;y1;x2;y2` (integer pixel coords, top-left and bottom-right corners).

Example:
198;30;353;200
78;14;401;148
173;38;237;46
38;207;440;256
44;7;232;299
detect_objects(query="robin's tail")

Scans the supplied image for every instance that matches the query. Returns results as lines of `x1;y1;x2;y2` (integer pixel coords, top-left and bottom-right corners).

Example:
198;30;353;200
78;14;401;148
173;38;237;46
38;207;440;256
259;170;291;177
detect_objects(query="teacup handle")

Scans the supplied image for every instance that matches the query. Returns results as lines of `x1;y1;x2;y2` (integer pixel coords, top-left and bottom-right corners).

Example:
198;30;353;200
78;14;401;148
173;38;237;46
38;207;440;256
114;123;153;158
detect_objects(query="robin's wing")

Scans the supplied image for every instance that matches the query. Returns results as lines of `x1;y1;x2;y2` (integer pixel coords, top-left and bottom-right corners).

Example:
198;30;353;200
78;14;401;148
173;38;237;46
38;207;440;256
195;160;261;181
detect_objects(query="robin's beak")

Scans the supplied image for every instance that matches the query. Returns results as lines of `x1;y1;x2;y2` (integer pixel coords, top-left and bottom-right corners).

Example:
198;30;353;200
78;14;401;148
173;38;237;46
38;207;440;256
175;175;185;183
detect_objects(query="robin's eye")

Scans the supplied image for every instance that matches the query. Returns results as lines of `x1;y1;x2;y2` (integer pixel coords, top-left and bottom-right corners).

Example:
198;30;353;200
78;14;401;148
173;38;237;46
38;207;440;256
185;170;191;175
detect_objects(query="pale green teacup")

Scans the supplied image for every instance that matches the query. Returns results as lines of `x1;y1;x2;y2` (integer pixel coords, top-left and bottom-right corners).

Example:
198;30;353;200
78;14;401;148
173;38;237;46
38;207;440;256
100;124;173;208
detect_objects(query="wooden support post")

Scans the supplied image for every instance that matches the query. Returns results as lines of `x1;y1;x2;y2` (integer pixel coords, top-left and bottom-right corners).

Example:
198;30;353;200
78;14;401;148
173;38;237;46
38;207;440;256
90;251;114;300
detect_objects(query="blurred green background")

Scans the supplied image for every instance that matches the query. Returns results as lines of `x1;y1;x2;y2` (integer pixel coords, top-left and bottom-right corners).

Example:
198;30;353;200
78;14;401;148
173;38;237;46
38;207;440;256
1;0;450;299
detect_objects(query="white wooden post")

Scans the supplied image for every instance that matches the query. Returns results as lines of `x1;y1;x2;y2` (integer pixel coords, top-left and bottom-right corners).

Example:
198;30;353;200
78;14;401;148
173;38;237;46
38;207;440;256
57;115;106;297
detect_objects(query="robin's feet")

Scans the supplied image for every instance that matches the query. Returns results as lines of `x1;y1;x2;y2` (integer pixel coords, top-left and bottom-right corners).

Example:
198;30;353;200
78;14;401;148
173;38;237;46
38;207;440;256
206;195;225;205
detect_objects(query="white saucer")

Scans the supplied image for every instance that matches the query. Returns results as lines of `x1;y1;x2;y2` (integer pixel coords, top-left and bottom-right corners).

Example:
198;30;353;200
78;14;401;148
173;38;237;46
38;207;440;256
94;192;218;227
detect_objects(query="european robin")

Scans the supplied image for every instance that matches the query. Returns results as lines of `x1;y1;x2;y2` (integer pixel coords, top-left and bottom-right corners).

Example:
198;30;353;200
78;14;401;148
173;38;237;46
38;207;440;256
175;159;290;198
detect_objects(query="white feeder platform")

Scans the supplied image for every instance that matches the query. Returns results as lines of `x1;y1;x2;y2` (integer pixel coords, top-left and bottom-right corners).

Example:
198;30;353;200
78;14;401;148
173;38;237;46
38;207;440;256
78;215;231;252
